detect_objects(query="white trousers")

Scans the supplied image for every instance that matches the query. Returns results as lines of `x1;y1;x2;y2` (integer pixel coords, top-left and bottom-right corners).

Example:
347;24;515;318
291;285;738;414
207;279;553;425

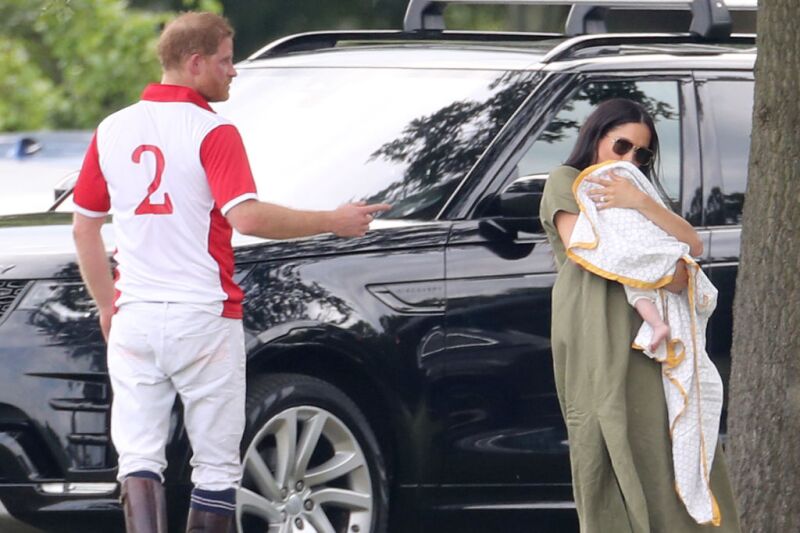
107;302;246;491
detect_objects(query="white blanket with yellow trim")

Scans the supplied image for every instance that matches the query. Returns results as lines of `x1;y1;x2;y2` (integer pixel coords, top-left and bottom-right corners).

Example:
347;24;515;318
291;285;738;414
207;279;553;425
568;161;724;526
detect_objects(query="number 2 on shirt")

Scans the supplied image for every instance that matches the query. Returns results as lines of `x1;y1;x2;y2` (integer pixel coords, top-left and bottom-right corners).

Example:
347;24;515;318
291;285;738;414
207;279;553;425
133;145;173;215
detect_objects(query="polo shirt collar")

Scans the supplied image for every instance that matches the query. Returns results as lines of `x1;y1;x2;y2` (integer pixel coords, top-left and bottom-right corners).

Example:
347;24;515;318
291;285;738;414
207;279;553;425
141;83;215;112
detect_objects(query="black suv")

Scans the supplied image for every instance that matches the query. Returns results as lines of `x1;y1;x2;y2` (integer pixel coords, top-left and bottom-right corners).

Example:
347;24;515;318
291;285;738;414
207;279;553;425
0;1;756;531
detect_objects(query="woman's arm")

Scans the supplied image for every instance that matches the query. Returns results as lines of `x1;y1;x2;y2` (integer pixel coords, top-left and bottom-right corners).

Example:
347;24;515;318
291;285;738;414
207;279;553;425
584;173;703;256
554;211;578;249
636;195;703;256
662;261;688;293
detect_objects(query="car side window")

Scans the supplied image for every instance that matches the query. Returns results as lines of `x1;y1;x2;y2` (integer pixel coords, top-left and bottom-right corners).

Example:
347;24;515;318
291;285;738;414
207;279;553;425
701;80;754;226
515;79;683;206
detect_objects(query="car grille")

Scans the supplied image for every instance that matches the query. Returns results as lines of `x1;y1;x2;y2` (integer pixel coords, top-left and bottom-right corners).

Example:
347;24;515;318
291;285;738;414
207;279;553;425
0;280;28;319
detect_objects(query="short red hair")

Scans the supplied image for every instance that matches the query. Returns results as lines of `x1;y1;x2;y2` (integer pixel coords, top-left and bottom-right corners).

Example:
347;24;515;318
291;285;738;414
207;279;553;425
157;12;234;71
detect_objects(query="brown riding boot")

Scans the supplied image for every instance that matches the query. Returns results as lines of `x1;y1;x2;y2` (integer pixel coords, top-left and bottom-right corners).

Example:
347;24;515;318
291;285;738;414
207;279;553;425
185;507;234;533
120;475;168;533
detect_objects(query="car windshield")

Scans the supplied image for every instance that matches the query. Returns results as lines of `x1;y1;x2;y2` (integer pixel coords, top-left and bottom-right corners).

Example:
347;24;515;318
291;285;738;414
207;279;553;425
214;66;538;220
56;68;537;220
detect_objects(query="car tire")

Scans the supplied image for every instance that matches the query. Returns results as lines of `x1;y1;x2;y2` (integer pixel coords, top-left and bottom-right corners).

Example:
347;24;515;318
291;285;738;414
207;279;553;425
236;373;389;533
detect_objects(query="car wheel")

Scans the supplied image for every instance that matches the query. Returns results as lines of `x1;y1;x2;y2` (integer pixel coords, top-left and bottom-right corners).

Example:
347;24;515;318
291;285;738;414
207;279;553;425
236;373;389;533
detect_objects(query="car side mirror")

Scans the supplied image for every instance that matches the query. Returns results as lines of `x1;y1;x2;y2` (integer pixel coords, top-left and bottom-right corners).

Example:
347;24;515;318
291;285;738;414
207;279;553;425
479;174;547;240
14;137;42;158
50;171;79;210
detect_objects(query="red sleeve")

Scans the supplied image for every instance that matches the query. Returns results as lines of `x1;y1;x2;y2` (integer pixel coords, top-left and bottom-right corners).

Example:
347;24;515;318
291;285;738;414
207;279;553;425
73;133;111;216
200;124;258;214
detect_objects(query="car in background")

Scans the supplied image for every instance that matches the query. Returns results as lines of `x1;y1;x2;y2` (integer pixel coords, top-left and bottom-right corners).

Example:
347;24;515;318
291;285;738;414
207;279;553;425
0;130;92;216
0;1;756;532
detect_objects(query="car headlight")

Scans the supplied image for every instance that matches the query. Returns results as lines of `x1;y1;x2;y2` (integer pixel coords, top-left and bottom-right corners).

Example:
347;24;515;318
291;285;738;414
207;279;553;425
16;266;252;323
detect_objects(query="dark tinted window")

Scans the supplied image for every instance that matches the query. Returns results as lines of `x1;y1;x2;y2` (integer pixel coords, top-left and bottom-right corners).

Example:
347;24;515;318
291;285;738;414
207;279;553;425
214;68;538;220
702;80;754;226
516;80;682;204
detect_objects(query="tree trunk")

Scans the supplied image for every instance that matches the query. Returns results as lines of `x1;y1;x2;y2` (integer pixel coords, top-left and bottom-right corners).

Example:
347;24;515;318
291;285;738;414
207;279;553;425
727;1;800;531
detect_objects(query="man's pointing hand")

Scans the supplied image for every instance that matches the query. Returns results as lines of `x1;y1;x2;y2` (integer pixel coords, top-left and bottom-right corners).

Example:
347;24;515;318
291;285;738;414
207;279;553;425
329;202;392;237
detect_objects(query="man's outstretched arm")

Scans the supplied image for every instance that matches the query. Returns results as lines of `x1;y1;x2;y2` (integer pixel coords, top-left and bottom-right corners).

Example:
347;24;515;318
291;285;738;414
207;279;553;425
226;200;391;239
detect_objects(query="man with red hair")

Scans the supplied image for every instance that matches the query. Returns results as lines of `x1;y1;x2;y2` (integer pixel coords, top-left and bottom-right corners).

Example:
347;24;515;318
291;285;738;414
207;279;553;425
72;12;389;533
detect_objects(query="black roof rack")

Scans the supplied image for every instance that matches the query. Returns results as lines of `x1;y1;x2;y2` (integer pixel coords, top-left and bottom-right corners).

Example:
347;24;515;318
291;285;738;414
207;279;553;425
403;0;757;40
247;29;561;60
245;1;756;62
541;32;756;62
247;28;754;63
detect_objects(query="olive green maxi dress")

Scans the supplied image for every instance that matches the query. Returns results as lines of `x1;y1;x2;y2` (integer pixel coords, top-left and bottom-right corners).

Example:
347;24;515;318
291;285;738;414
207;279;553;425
539;165;741;533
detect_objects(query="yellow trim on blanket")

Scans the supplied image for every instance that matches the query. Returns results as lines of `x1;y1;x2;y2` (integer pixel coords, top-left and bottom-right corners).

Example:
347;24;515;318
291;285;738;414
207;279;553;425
687;261;721;527
664;336;689;436
566;250;675;289
568;162;609;251
665;338;686;369
568;162;608;252
659;258;721;527
566;161;675;289
630;260;721;526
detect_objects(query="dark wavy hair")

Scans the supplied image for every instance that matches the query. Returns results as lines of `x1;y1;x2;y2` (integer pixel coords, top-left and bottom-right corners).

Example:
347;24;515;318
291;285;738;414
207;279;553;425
565;98;661;182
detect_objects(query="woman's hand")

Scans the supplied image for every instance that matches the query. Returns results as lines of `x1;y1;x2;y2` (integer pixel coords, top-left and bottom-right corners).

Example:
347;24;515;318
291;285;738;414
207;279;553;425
584;171;647;210
663;261;689;294
585;171;703;256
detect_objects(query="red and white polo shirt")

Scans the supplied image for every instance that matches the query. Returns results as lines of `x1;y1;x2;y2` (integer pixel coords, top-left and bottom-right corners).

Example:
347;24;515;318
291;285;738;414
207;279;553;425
73;84;258;318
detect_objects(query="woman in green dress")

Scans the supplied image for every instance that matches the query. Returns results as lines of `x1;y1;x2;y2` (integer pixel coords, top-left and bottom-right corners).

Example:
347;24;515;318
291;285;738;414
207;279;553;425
539;98;740;533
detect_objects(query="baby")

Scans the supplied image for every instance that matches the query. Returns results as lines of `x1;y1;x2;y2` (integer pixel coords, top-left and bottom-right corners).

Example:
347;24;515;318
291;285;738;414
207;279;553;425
626;287;671;352
567;161;690;355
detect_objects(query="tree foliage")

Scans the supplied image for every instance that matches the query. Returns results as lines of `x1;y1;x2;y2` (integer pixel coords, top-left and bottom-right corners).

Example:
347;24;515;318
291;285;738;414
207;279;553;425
1;1;700;132
221;0;407;59
0;0;174;131
0;0;544;131
0;36;59;130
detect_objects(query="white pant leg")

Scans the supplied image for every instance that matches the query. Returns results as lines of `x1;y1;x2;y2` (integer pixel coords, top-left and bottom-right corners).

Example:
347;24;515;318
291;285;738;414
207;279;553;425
108;304;176;482
160;305;246;492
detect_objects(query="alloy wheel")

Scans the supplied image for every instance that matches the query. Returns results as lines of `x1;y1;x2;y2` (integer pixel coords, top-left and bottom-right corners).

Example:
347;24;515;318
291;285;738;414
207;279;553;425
237;406;374;533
